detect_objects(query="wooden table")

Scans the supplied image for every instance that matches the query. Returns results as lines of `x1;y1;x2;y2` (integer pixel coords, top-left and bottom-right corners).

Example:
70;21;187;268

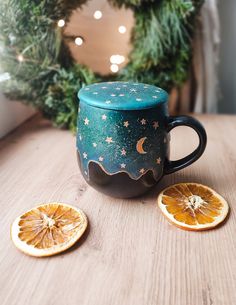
0;115;236;305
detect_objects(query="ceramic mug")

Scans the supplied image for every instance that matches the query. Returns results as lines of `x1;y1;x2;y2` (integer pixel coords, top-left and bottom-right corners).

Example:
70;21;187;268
77;82;207;198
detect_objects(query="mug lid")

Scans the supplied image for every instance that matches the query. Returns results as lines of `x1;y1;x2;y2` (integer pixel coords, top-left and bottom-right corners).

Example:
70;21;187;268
78;81;168;110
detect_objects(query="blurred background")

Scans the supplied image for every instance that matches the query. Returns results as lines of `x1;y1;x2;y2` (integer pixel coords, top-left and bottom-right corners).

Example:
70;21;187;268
0;0;235;138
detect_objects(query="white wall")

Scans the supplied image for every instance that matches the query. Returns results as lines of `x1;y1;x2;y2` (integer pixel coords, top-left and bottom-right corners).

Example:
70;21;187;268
0;91;35;138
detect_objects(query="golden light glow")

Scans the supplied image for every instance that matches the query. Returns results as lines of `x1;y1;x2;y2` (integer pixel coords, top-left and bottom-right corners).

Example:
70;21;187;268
17;54;24;62
75;37;84;46
93;10;102;19
110;64;119;73
118;25;127;34
57;19;65;27
110;55;125;65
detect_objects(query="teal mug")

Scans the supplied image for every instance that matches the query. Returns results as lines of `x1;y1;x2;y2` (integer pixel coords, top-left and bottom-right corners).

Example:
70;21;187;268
77;82;207;198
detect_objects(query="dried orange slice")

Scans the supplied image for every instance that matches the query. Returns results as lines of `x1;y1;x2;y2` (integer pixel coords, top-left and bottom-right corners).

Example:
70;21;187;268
158;183;229;231
11;203;88;257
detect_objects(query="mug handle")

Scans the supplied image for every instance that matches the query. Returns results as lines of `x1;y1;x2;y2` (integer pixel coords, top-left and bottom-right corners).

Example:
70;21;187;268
164;115;207;175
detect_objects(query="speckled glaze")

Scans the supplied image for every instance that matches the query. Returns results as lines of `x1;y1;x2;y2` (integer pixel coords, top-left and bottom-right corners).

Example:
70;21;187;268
77;81;207;198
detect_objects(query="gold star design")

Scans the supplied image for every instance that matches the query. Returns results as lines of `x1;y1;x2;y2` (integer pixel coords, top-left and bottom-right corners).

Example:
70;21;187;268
105;137;113;144
123;121;129;128
153;121;159;129
84;117;89;125
121;148;126;156
92;143;97;147
140;118;146;125
120;163;126;168
98;156;104;162
156;157;161;164
83;152;88;159
139;168;145;174
102;114;107;120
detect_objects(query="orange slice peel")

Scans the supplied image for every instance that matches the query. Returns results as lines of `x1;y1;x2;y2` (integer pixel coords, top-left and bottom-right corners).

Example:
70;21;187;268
158;183;229;231
11;202;88;257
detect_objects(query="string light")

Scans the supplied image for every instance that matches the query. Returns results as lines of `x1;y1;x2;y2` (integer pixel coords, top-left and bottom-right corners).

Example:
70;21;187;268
93;10;102;20
75;37;84;46
57;19;65;27
118;25;127;34
110;55;125;65
57;12;126;73
17;54;24;62
110;64;119;73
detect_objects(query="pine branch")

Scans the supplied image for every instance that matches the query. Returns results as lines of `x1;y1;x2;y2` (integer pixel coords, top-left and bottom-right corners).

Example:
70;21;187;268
0;0;204;131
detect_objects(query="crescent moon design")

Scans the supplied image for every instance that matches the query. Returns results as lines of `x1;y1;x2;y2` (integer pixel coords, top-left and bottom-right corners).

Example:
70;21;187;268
136;137;147;154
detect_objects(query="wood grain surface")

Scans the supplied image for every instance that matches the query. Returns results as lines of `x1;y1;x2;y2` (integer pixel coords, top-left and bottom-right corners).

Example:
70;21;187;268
0;114;236;305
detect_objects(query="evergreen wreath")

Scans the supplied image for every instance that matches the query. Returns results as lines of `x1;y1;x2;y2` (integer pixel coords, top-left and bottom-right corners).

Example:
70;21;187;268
0;0;204;131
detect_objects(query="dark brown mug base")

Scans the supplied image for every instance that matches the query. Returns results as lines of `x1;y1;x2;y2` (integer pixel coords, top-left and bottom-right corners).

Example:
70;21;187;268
77;152;159;198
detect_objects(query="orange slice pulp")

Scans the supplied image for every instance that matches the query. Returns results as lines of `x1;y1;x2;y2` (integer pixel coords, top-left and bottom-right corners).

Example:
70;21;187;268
11;202;88;256
158;183;229;231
